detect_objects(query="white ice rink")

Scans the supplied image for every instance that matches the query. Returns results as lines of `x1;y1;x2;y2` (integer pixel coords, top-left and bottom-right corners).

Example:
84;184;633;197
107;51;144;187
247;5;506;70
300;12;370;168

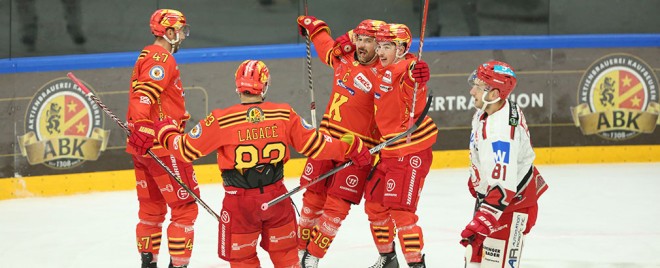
2;163;659;268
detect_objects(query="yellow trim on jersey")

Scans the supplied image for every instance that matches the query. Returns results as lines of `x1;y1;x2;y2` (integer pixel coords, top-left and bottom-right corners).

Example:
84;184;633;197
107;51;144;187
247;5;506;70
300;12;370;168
2;145;659;200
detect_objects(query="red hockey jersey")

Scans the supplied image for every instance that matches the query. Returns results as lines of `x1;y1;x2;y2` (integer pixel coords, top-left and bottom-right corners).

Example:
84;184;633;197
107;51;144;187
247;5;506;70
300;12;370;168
373;53;438;157
126;44;190;156
161;101;352;170
310;31;381;148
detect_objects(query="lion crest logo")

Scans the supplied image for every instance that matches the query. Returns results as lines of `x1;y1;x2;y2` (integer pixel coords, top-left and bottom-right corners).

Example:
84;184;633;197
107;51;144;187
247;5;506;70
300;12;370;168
18;77;110;169
572;53;659;141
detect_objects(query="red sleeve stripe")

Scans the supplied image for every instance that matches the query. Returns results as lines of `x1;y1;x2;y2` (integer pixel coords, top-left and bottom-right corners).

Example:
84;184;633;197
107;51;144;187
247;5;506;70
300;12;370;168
322;124;379;148
138;50;150;59
217;112;246;128
133;82;164;103
324;50;334;67
181;137;203;161
382;119;438;150
263;109;291;117
301;131;324;157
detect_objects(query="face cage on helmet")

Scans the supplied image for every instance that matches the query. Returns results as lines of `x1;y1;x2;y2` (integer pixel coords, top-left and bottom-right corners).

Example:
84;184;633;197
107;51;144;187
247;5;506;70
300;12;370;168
178;25;190;37
467;70;493;92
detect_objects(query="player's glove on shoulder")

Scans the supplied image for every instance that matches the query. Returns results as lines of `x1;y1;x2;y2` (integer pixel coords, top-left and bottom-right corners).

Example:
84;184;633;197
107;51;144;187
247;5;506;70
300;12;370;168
154;117;179;149
341;134;371;167
331;32;356;57
460;210;499;247
297;15;329;39
129;120;155;155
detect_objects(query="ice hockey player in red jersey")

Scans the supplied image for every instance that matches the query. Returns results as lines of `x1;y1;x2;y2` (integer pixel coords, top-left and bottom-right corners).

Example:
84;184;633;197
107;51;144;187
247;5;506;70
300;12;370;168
295;16;385;268
362;23;437;268
148;60;371;268
460;60;549;267
125;9;197;268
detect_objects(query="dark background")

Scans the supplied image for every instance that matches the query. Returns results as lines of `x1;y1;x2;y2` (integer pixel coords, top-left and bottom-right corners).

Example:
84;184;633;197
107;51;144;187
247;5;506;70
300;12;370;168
1;0;659;58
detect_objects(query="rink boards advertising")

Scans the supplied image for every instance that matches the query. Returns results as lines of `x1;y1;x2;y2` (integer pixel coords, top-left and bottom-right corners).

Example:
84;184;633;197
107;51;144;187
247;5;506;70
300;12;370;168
0;35;659;199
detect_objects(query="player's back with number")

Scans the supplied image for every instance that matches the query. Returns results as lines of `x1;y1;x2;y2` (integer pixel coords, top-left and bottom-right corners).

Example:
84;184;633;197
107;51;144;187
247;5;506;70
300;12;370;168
188;102;317;170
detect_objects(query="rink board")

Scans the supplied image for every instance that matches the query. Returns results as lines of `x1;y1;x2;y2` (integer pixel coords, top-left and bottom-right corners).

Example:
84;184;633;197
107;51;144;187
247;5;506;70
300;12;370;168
1;34;659;199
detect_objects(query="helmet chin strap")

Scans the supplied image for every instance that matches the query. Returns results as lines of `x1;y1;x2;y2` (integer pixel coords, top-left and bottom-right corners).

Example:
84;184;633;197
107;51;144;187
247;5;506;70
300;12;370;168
395;43;409;59
479;91;501;112
163;32;181;54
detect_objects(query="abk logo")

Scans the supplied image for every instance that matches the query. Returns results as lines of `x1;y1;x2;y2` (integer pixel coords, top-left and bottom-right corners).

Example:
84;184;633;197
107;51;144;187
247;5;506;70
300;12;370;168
572;53;659;141
18;77;109;169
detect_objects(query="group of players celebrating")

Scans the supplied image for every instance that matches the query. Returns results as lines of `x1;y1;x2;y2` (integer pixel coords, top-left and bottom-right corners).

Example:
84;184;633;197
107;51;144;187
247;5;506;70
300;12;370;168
125;8;548;268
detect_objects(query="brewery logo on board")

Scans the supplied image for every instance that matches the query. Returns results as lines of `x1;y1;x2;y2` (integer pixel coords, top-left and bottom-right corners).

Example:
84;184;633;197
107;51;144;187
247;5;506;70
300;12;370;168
18;77;110;169
572;53;659;141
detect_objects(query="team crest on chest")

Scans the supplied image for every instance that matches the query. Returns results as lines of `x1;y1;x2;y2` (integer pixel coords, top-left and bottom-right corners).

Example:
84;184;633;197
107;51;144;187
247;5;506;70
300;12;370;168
246;107;265;123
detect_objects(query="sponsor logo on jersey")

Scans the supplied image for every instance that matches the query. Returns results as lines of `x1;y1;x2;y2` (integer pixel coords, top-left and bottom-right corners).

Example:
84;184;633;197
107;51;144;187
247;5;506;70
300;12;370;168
139;95;151;104
346;175;359;188
491;141;511;164
409;156;422;168
572;53;659;141
353;73;372;93
386;179;396;192
382;70;392;84
375;92;381;99
188;123;202;139
221;210;231;223
160;184;174;192
18;77;110;169
304;163;314;175
173;135;180;150
149;65;166;81
177;188;190;199
379;84;392;92
246;107;265;123
337;79;356;95
137;180;147;188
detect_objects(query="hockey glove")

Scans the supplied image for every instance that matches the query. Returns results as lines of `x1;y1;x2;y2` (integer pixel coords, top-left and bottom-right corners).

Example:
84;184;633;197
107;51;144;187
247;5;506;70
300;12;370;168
129;120;155;155
297;15;330;39
341;134;371;167
410;60;430;83
460;210;499;247
331;32;356;57
154;117;179;149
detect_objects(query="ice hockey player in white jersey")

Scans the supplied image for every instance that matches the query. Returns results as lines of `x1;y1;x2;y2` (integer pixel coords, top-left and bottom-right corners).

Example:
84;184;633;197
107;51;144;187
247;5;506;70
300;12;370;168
460;60;549;268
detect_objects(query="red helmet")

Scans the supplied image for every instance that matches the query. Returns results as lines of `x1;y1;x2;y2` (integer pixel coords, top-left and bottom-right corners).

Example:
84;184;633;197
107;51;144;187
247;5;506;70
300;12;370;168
150;9;189;37
354;19;386;37
235;60;271;97
375;23;412;48
472;60;518;99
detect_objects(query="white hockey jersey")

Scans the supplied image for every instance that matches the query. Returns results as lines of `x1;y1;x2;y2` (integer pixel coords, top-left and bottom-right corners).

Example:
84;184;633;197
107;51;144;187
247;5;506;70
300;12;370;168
468;100;547;219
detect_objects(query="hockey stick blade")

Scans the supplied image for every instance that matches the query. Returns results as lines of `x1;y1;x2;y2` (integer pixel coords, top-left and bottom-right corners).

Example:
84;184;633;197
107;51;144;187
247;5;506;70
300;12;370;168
67;72;222;221
262;95;434;210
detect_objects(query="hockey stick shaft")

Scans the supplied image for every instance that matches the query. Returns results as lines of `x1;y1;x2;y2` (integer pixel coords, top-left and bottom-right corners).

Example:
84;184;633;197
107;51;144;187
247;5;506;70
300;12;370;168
67;72;221;221
303;0;317;127
406;0;429;143
261;95;434;210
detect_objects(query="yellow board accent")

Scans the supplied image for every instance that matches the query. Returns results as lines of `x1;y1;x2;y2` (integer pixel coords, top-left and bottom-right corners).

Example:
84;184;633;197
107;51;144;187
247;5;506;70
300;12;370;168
1;145;659;200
